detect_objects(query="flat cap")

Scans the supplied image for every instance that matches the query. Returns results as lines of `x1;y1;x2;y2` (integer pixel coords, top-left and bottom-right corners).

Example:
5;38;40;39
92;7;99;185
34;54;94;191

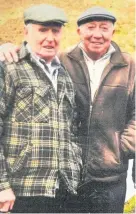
24;4;68;26
77;6;116;26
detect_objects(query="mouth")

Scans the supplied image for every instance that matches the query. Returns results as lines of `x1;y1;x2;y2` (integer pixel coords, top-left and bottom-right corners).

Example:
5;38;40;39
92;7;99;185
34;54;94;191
43;46;54;49
91;42;103;45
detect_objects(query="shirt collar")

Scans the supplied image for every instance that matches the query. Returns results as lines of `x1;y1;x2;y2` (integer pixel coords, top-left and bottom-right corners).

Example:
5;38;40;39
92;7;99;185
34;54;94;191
79;42;115;62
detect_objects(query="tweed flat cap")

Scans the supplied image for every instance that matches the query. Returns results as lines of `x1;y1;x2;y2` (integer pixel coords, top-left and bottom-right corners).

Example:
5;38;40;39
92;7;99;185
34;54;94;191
77;6;116;26
24;4;68;25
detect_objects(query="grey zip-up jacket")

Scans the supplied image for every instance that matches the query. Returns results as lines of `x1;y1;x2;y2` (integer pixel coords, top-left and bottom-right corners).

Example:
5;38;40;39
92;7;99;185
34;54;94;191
60;41;135;185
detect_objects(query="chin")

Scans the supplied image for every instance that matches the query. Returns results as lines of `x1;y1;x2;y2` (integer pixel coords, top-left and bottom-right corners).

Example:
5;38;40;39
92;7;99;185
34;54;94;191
89;50;100;54
92;48;104;54
39;53;55;59
42;56;54;62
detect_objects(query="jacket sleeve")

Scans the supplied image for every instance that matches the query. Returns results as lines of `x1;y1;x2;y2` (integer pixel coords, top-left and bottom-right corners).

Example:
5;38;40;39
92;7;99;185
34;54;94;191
120;57;136;158
0;62;14;191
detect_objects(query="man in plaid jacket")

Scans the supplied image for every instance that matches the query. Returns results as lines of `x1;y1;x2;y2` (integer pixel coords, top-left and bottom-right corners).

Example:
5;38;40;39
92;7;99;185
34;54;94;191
0;4;82;213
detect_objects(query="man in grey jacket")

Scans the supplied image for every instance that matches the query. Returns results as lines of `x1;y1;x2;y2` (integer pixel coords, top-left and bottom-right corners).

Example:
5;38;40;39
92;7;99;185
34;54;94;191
0;6;135;213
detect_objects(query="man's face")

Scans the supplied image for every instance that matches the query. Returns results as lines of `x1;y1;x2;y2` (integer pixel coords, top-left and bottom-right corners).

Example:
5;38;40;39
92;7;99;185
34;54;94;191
24;23;63;62
77;20;115;60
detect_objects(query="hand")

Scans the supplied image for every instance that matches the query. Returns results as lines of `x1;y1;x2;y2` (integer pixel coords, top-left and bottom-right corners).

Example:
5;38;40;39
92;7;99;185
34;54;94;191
0;188;16;212
0;43;19;63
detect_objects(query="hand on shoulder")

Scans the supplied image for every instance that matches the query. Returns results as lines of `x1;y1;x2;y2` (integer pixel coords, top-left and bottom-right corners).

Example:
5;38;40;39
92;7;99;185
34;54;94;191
0;43;19;63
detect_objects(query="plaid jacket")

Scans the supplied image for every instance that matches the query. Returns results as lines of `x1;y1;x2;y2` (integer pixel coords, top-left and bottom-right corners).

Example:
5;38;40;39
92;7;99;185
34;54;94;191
0;43;82;197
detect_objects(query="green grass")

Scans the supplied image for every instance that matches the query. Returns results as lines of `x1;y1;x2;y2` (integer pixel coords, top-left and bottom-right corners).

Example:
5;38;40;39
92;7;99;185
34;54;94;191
124;196;136;213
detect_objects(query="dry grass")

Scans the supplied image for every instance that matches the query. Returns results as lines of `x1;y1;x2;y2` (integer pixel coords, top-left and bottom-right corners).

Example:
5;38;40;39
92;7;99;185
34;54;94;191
0;0;135;55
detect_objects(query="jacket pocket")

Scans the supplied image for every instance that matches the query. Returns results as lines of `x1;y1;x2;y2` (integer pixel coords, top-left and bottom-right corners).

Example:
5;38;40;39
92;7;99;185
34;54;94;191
114;131;122;160
12;87;33;122
99;130;122;166
6;140;32;174
33;86;50;123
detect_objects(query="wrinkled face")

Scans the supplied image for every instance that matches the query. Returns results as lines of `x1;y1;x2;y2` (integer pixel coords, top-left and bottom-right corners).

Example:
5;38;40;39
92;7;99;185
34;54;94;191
77;20;115;60
24;23;63;62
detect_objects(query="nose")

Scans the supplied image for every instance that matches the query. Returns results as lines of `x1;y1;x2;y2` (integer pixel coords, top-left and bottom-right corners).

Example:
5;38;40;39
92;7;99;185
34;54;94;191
45;30;54;41
92;28;102;38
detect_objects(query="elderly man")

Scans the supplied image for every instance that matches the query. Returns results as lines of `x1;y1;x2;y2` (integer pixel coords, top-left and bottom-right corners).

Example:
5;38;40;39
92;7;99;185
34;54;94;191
0;4;82;213
60;7;135;213
0;6;135;213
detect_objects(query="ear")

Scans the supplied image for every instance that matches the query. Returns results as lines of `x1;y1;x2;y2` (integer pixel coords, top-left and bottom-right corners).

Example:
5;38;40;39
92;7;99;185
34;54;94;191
112;29;115;36
24;25;28;36
77;27;81;36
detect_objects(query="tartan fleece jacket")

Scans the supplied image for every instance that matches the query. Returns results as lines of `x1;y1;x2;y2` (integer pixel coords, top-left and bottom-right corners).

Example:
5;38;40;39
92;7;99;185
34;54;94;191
0;43;82;197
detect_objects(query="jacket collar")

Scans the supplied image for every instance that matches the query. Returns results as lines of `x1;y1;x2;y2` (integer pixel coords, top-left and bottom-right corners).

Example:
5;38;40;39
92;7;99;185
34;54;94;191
67;41;128;67
18;41;30;60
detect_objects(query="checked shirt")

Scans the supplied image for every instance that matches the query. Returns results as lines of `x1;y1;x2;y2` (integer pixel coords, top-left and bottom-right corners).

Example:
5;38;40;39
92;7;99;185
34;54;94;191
0;43;82;197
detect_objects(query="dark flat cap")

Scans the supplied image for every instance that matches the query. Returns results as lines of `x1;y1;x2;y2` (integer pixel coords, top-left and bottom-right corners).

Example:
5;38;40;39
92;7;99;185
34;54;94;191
77;6;116;26
24;4;68;26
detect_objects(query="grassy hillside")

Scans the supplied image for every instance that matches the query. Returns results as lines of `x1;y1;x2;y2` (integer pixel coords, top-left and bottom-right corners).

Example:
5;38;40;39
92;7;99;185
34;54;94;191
0;0;135;55
124;196;136;213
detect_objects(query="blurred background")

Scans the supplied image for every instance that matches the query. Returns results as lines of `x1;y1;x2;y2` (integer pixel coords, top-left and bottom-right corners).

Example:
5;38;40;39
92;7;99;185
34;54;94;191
0;0;135;55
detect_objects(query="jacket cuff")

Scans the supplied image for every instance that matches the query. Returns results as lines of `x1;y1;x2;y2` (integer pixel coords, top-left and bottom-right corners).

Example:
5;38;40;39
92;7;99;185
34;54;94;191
0;181;11;192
